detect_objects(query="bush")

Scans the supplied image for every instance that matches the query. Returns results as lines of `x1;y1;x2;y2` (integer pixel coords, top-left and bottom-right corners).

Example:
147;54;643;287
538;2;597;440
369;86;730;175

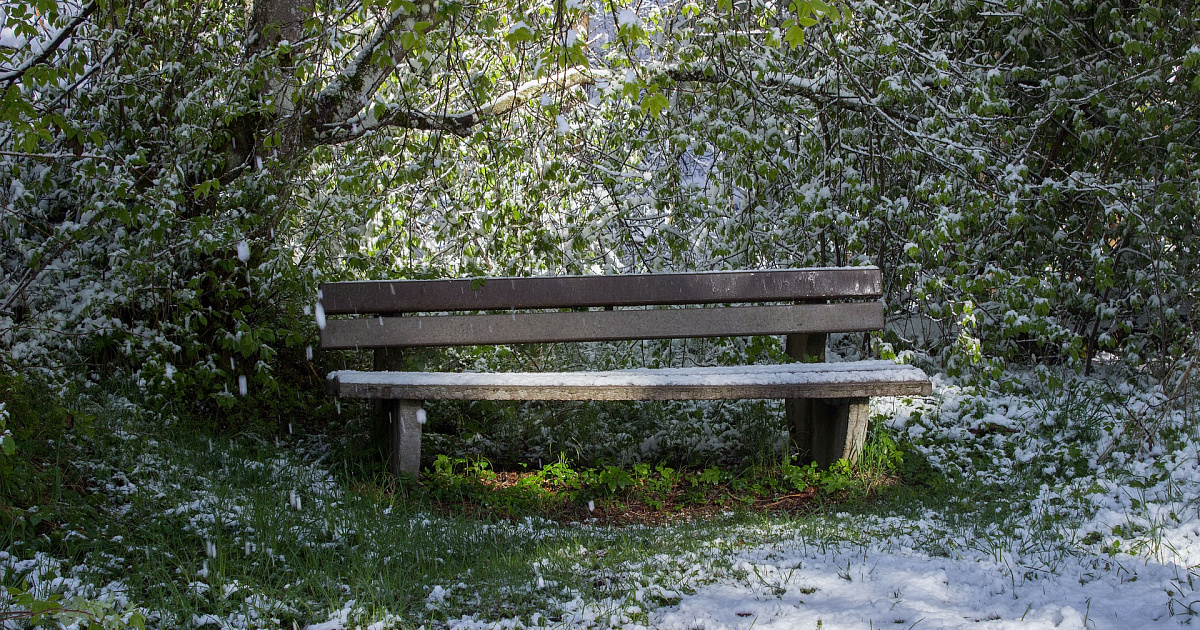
0;372;96;547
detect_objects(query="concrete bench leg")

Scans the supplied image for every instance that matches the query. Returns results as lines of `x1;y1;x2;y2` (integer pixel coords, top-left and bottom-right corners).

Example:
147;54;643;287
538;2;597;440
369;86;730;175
383;399;423;476
789;397;870;468
373;347;424;475
786;332;870;467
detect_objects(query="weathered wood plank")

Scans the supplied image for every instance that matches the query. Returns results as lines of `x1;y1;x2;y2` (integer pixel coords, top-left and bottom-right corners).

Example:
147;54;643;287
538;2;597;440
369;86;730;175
327;360;932;401
319;302;883;349
319;267;882;315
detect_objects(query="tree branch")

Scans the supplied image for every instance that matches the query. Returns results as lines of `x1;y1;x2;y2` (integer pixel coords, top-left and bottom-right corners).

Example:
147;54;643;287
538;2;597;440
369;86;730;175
0;149;115;162
668;67;919;124
308;0;442;130
319;66;606;143
0;2;97;86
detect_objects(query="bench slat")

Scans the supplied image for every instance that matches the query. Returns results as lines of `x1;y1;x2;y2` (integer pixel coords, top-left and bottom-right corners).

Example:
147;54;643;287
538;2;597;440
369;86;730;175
319;267;881;315
319;302;883;349
327;360;932;401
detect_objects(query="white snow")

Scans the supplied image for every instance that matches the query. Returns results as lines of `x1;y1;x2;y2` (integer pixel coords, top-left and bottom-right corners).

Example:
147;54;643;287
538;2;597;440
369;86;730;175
329;360;931;396
236;240;250;263
647;541;1187;629
616;9;641;28
8;370;1200;630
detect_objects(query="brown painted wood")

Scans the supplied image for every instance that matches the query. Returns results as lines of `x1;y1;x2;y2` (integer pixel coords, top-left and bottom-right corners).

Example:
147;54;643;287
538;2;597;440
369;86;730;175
319;267;882;315
319;303;883;349
327;361;932;401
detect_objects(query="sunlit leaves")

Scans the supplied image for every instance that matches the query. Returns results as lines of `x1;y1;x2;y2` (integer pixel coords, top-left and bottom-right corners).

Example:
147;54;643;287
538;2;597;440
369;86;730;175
504;21;535;45
780;0;840;49
1;0;1197;402
783;25;805;49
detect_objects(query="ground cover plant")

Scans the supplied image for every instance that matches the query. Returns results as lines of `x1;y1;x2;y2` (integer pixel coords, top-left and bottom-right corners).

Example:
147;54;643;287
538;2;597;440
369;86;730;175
0;381;903;629
4;355;1200;628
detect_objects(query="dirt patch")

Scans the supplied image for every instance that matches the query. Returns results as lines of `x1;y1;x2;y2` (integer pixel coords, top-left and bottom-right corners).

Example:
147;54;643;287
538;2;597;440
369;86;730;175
417;469;830;526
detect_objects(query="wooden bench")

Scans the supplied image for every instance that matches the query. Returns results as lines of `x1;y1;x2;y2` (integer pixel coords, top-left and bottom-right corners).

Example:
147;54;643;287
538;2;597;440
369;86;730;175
318;267;931;476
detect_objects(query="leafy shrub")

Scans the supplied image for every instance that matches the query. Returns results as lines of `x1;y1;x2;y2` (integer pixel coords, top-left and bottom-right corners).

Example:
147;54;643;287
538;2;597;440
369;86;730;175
0;373;96;546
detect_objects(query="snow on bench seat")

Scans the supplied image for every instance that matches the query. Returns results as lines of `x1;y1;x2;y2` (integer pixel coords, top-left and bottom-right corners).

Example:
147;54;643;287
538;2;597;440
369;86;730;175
328;360;932;401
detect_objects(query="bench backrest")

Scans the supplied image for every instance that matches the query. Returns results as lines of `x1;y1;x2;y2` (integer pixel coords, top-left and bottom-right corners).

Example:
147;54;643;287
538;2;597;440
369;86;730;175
318;267;883;350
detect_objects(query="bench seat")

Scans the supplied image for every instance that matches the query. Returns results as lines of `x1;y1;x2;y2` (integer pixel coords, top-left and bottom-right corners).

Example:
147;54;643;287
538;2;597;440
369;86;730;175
328;360;931;401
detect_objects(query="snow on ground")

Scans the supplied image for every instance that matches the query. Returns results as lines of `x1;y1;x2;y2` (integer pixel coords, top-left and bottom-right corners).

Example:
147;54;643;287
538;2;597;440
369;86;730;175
432;370;1200;630
635;369;1200;630
648;540;1189;630
7;369;1200;629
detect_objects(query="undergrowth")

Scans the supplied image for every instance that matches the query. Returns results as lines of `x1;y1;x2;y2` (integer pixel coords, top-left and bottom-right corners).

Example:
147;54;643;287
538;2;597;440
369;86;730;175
0;378;908;630
405;423;902;523
6;357;1200;628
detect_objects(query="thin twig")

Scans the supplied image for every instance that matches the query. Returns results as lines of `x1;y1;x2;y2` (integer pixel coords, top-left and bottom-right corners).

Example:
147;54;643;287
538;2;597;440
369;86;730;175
0;150;116;162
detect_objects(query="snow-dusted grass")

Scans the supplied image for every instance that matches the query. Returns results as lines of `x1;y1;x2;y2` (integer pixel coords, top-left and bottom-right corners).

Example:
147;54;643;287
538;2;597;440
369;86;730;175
4;365;1200;629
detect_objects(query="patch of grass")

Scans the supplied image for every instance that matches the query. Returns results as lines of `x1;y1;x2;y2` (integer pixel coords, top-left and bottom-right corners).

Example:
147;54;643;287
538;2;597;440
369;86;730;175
407;424;906;524
4;389;902;629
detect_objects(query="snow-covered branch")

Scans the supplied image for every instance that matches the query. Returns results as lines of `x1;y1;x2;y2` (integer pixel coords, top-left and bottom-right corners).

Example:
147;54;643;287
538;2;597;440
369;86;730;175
309;0;441;129
320;66;607;143
0;2;96;85
0;150;114;162
668;68;919;124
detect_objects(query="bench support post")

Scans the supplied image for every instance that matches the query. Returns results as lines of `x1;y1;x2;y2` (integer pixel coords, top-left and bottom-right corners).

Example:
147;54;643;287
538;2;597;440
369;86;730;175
789;395;871;468
371;348;405;460
383;399;424;476
374;348;424;475
786;333;869;467
813;398;870;467
786;332;826;464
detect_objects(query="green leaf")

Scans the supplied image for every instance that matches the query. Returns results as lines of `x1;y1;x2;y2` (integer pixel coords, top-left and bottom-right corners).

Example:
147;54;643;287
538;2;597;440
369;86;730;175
193;179;220;200
809;0;833;15
784;24;805;48
642;92;669;117
1;434;15;456
504;23;535;44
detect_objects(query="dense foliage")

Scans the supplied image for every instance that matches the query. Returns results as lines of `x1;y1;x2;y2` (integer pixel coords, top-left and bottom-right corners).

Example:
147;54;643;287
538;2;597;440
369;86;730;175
1;0;1197;412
